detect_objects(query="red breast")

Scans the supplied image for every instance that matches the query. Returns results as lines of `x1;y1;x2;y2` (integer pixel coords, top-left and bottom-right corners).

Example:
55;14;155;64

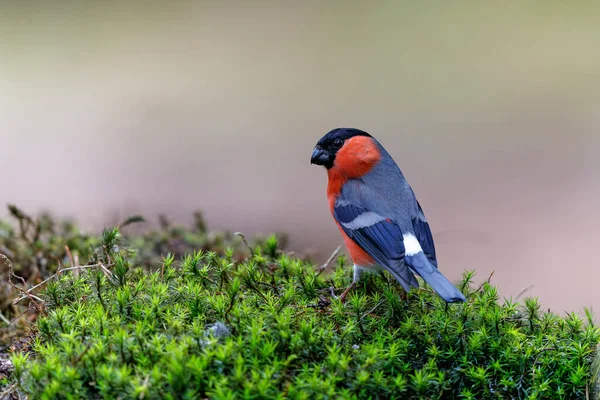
326;135;381;266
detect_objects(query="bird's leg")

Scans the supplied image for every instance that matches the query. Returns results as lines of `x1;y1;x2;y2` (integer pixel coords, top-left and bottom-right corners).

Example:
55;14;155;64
339;265;363;303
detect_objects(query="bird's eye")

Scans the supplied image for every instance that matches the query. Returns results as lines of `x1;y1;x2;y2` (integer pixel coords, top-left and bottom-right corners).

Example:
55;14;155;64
332;139;344;149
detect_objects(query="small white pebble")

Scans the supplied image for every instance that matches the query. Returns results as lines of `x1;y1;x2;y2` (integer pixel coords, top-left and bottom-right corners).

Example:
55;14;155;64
205;321;231;339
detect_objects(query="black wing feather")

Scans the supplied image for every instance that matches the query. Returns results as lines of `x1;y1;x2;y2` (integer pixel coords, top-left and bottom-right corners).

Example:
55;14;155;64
412;201;437;267
333;203;419;289
334;203;404;262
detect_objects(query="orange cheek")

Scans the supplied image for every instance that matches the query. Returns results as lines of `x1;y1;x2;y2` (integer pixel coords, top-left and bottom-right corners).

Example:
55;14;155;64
334;136;381;179
326;136;381;205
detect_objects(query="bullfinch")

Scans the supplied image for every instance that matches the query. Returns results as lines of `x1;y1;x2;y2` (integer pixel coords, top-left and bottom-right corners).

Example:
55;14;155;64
311;128;466;303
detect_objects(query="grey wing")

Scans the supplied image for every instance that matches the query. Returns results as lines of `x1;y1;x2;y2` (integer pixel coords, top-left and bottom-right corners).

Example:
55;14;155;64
332;196;419;291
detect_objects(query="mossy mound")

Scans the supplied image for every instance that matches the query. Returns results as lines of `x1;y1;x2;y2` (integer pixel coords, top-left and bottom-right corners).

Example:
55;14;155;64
0;205;253;346
5;229;599;399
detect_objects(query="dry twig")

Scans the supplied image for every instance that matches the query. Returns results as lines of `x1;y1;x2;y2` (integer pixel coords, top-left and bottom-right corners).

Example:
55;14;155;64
475;270;496;293
316;245;341;276
2;253;43;311
515;284;535;301
0;383;19;399
12;263;112;305
360;300;386;321
234;232;254;256
65;245;79;278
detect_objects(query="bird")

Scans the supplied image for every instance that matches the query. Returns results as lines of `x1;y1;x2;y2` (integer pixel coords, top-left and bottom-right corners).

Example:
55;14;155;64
310;128;466;303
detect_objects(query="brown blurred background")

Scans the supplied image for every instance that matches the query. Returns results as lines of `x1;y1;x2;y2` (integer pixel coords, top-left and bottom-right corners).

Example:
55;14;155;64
1;1;599;313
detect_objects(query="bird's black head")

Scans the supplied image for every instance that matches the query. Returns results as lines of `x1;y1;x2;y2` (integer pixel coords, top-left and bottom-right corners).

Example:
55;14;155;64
310;128;372;169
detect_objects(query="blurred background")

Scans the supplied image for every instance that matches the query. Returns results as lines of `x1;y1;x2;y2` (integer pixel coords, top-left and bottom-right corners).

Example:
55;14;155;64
1;1;599;313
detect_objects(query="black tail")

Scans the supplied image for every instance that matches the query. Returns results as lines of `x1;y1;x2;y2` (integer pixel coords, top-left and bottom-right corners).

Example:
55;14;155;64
384;259;419;292
404;253;465;303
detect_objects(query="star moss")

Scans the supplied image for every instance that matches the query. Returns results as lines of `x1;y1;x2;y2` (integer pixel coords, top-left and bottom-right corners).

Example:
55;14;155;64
1;208;599;399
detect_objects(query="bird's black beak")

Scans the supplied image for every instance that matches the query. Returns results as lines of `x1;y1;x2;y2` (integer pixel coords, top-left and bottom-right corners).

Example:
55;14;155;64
310;146;330;166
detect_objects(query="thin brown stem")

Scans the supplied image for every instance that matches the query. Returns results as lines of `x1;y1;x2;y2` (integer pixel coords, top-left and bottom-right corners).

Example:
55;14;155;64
12;264;111;305
234;232;254;256
65;245;79;278
475;270;496;293
359;300;386;321
316;245;341;276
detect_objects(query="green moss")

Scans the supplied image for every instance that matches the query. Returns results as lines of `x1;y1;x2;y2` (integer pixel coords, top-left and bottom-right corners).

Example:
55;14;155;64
3;226;599;399
1;208;599;399
0;206;251;346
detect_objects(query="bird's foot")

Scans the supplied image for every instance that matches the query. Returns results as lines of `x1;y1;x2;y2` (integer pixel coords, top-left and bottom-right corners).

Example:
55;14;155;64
329;286;338;299
399;290;408;302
